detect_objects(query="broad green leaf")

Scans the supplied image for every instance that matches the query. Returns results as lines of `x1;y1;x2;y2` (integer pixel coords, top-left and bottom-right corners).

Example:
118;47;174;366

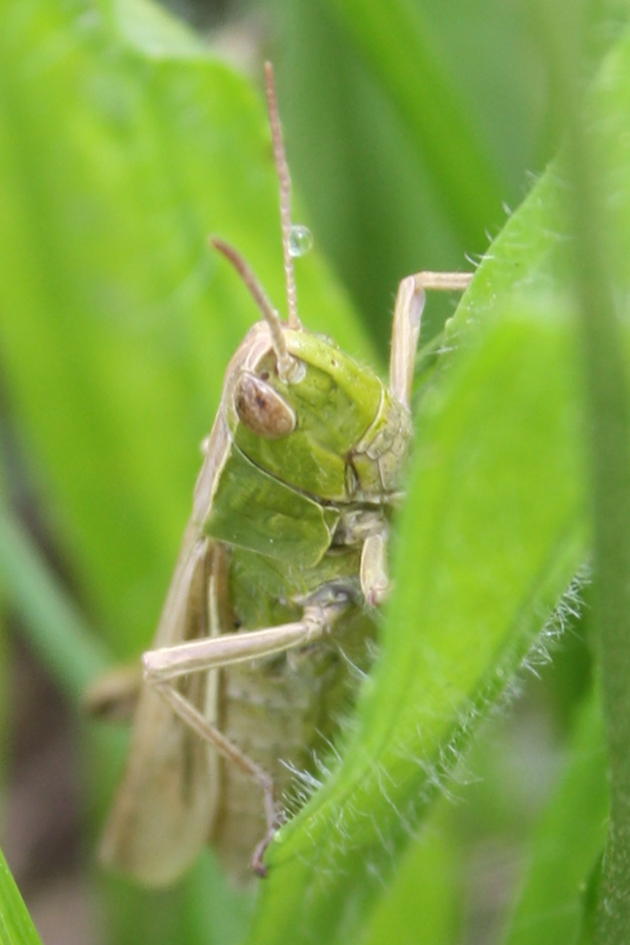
249;286;587;945
0;0;371;667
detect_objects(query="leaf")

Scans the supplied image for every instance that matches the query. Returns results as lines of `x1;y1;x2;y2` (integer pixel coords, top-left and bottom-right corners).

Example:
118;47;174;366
0;496;109;698
0;848;43;945
0;0;372;665
564;22;630;944
249;222;588;942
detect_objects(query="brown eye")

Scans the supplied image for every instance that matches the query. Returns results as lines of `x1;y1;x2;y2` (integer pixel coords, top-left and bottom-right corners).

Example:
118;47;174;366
234;371;296;439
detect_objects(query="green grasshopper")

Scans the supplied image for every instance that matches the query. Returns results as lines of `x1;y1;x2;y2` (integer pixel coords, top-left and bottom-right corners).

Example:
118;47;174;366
98;63;472;886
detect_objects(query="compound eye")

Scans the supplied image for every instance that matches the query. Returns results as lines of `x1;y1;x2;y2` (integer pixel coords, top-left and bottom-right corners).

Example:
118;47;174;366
234;371;296;439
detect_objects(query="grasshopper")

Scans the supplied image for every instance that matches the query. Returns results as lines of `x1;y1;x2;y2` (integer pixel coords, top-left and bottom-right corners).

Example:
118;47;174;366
97;63;472;886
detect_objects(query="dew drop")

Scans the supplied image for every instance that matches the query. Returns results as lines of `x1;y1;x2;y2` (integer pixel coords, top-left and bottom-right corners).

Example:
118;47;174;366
288;224;313;258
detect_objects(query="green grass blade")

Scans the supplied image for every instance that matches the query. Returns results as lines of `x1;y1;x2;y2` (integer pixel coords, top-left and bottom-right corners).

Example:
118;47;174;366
560;23;630;945
0;848;43;945
0;498;109;699
323;0;505;251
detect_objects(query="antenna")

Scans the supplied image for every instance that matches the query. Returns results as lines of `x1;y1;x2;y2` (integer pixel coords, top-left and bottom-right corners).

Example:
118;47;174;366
211;237;296;380
264;62;302;331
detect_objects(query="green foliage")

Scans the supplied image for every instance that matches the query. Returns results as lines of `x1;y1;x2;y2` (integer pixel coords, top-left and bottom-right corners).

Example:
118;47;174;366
0;848;43;945
1;0;630;944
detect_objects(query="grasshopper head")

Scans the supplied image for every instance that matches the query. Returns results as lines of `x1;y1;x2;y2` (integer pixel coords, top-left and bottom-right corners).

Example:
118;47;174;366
220;319;410;505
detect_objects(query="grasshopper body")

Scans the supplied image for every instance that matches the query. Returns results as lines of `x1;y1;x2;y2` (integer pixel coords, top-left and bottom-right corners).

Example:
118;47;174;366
98;65;471;886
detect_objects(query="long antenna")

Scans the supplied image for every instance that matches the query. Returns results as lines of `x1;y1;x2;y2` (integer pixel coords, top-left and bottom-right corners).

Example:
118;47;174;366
264;62;302;331
211;237;296;380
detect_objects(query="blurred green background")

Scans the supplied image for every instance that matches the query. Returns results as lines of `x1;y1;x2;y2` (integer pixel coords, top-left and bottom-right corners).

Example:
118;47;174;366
0;0;629;944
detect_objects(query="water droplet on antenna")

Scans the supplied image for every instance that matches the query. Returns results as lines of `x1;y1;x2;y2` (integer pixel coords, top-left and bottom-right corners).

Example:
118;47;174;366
288;225;313;258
